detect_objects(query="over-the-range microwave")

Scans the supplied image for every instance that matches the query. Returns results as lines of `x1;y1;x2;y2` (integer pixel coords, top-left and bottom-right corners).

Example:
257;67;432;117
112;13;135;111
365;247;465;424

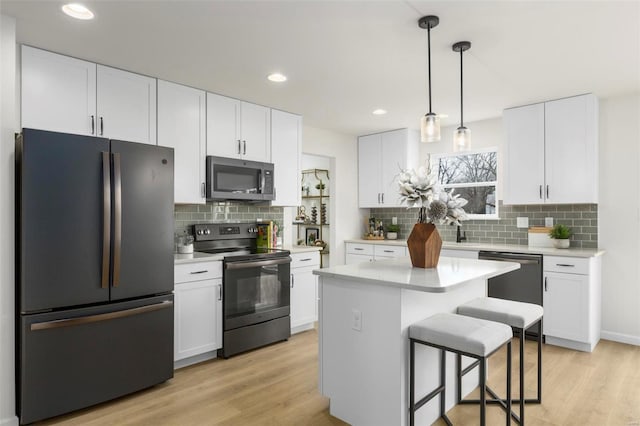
206;156;275;202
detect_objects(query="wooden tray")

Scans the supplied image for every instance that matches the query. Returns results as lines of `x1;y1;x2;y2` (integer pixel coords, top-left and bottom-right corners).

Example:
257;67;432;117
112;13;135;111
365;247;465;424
363;235;385;240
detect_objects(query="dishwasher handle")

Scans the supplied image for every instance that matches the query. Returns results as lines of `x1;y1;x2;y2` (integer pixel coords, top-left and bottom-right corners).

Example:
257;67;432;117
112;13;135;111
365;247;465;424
479;252;542;265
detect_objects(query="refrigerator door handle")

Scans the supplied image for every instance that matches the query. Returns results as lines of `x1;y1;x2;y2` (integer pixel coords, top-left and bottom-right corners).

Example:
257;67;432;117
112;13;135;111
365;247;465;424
101;152;111;289
112;152;122;287
30;300;173;331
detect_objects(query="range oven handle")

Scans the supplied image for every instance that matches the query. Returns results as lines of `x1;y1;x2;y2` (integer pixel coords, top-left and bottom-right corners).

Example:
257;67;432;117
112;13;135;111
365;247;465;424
479;252;541;265
225;256;292;270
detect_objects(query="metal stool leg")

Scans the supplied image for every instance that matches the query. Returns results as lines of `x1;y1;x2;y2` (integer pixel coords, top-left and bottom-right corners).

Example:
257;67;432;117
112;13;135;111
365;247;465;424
537;320;542;403
440;350;446;419
410;339;415;426
480;357;486;426
519;328;525;425
507;341;512;426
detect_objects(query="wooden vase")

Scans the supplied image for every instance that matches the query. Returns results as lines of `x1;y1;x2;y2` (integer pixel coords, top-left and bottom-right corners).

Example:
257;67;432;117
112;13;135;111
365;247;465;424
407;223;442;268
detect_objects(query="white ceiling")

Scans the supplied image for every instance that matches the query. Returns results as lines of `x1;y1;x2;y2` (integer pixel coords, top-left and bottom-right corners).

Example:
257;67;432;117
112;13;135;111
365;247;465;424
2;1;639;136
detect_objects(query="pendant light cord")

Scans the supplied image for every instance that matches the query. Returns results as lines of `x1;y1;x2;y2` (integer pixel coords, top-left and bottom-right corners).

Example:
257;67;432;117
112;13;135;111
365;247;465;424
427;25;432;113
459;48;464;127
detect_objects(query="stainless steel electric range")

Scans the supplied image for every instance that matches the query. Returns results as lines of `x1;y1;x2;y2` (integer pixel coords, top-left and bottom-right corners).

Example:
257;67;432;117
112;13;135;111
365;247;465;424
193;223;291;358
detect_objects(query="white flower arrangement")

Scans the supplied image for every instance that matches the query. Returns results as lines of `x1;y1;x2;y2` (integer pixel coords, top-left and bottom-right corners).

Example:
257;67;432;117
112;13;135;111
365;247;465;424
398;158;469;226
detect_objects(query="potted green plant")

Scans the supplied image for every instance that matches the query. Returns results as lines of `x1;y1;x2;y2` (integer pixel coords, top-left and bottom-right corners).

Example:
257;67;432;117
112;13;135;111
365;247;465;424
549;224;571;249
386;224;400;240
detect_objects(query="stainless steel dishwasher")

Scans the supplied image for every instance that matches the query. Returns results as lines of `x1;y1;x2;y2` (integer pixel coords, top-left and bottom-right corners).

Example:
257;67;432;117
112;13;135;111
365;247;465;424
479;251;543;338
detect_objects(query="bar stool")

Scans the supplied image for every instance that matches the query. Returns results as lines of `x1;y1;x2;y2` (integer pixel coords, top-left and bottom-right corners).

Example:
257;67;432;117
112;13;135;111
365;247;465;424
457;297;543;425
409;312;513;426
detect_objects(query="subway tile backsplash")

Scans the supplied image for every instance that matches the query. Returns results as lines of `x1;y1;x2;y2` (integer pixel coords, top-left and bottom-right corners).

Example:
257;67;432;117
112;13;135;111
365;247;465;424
174;202;284;236
370;201;598;249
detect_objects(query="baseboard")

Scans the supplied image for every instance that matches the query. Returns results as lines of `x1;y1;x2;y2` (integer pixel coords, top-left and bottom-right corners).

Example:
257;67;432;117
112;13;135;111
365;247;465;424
0;415;19;426
173;350;218;370
600;330;640;346
545;336;595;352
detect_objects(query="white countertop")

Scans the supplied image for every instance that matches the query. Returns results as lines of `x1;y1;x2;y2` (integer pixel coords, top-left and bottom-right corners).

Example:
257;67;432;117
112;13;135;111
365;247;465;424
345;238;604;258
313;256;520;293
174;245;321;264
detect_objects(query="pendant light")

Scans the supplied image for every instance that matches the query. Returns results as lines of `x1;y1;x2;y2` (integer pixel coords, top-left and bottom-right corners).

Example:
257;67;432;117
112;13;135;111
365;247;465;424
418;15;440;143
452;41;471;152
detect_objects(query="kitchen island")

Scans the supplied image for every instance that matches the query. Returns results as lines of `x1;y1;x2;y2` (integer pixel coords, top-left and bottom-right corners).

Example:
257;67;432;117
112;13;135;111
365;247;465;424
314;256;520;426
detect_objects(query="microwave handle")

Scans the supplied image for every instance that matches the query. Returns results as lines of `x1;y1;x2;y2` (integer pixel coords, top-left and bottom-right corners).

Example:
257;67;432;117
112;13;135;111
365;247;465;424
259;169;265;194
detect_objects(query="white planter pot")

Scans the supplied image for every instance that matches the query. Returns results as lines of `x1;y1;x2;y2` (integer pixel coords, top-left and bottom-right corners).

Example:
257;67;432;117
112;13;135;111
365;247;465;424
386;232;398;240
552;238;570;249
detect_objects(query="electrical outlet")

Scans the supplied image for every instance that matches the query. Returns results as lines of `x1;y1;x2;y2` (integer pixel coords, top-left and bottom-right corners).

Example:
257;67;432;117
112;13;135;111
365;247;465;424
352;309;362;331
545;217;554;227
392;217;398;225
516;217;529;228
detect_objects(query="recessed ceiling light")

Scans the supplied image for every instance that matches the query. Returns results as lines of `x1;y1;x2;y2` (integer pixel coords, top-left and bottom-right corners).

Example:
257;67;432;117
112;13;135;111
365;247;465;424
372;109;387;115
267;73;287;83
62;3;94;20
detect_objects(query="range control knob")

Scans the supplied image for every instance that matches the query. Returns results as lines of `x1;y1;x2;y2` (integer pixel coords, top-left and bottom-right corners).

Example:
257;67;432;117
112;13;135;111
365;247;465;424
196;229;203;235
204;229;211;235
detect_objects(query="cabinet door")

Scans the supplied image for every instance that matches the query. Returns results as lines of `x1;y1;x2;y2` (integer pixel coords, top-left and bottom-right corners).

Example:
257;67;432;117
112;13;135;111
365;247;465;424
158;80;206;204
345;253;373;264
240;101;271;162
291;268;318;330
543;272;589;342
174;279;222;361
503;103;545;204
544;94;598;204
21;46;97;136
380;129;408;207
96;65;156;144
271;109;301;206
206;93;241;158
358;134;382;207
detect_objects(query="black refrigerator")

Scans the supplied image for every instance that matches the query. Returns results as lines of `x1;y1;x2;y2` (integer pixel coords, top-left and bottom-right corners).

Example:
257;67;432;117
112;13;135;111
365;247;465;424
16;128;175;424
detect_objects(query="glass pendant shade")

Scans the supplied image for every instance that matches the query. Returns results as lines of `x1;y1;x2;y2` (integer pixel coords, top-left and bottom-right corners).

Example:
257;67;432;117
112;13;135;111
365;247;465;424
421;113;440;143
453;126;471;152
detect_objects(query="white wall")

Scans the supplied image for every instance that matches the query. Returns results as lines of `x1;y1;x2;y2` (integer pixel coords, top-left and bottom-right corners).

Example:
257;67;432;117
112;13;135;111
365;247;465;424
0;14;18;426
598;93;640;344
422;94;640;345
302;125;361;266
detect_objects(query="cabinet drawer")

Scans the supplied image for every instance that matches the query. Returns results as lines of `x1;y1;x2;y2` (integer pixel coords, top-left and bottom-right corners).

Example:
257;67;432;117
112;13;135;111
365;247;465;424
175;261;222;283
291;252;320;269
374;245;406;258
346;243;374;256
544;256;589;275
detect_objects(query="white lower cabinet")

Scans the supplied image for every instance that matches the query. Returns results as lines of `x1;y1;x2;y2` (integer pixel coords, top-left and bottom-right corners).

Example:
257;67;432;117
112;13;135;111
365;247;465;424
345;242;407;264
543;255;601;352
174;261;223;367
290;251;320;333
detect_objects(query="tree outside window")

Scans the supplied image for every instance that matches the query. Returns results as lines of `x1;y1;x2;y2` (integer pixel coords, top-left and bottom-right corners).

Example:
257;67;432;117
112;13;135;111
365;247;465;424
435;150;498;218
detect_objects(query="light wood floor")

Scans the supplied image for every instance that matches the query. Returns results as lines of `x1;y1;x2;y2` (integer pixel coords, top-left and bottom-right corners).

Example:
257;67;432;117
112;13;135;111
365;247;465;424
38;329;640;426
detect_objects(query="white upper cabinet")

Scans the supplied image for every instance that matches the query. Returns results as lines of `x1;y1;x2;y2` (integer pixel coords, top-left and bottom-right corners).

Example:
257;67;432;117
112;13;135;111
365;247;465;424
96;65;157;145
206;93;271;162
503;94;598;205
158;80;206;204
21;46;157;144
21;45;97;136
271;109;302;206
358;128;419;208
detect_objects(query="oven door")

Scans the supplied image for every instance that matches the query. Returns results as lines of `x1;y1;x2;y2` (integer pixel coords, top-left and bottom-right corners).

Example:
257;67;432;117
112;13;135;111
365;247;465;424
223;256;291;330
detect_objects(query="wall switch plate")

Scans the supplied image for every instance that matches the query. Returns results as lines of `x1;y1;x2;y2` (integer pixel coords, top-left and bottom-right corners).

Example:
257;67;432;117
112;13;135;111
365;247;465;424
516;217;529;228
352;309;362;331
392;217;398;225
545;217;554;227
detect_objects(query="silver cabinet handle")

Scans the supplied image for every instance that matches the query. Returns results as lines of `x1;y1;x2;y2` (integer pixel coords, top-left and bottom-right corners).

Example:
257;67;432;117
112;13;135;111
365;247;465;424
218;284;222;301
546;185;549;199
189;270;208;275
243;140;246;155
100;116;104;135
91;115;95;135
539;185;543;199
381;193;384;204
544;276;548;292
237;139;241;154
354;248;364;251
556;263;575;268
291;273;294;288
383;250;394;253
201;182;205;197
300;258;313;262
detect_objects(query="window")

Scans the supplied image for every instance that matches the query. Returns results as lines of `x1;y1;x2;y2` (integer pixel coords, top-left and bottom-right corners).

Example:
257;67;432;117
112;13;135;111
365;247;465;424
434;149;498;219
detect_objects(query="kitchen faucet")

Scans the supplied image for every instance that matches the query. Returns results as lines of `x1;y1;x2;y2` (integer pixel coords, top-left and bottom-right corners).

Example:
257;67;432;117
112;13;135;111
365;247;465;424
456;225;467;243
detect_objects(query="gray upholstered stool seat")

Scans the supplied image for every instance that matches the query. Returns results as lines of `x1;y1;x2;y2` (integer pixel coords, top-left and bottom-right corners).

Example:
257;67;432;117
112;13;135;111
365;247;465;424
457;297;543;330
457;297;544;425
408;313;514;426
409;312;513;357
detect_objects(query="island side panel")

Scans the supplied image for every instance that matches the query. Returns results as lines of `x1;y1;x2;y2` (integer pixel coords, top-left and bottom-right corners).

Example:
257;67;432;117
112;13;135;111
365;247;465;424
318;275;487;426
319;276;404;426
399;279;486;426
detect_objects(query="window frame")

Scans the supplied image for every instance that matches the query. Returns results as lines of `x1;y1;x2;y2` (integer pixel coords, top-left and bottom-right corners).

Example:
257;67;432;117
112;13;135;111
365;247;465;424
431;147;499;220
